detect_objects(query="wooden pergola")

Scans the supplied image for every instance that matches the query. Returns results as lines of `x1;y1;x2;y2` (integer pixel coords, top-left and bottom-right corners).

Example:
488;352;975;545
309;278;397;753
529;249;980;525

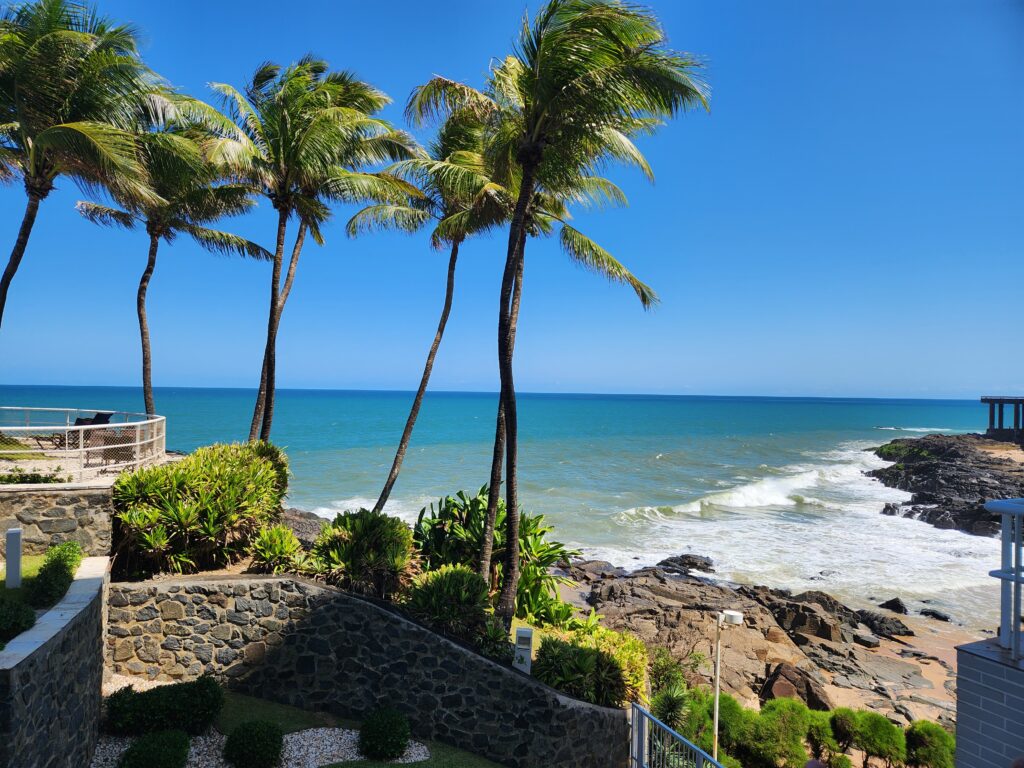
982;396;1024;443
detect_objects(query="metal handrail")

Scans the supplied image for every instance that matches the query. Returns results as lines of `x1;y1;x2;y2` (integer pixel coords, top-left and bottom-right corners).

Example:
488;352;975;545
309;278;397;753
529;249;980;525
985;498;1024;661
0;407;166;483
631;704;725;768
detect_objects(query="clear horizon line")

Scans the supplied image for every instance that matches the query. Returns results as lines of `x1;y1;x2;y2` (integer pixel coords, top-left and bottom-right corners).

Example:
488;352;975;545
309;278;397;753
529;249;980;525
0;381;986;403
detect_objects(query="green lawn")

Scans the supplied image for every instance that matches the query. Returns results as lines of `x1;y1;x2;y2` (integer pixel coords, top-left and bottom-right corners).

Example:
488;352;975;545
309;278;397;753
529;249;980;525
219;693;501;768
0;554;46;601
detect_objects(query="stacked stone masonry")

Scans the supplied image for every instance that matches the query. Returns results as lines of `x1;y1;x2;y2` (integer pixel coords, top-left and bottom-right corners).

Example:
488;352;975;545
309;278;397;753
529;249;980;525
0;559;107;768
0;485;112;556
107;575;629;768
955;641;1024;768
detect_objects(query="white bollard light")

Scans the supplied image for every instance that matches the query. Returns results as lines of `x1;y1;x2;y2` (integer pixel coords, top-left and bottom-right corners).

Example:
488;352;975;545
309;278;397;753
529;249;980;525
5;528;23;590
513;627;533;674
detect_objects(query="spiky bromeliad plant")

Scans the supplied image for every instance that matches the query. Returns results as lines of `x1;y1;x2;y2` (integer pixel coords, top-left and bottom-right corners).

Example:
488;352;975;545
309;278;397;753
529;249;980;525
406;0;707;622
0;0;165;332
310;508;416;599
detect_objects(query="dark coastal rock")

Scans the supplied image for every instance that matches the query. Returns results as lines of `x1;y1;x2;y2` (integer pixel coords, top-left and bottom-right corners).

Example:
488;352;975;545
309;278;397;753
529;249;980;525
760;662;834;711
879;597;909;614
869;434;1024;536
920;608;951;623
657;554;715;575
857;609;914;638
281;508;327;549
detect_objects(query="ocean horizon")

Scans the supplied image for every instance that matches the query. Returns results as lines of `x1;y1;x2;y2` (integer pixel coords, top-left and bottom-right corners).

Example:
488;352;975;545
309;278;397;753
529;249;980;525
0;383;999;628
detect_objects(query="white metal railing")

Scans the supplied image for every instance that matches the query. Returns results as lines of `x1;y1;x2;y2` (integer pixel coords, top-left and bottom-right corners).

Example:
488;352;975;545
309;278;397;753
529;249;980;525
631;704;725;768
0;406;166;483
985;498;1024;661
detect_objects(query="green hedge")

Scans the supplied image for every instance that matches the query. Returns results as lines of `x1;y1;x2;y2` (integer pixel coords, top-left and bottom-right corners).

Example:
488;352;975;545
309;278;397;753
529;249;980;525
26;541;83;608
358;707;410;760
223;720;284;768
0;596;35;646
112;442;286;575
105;676;224;735
117;730;189;768
533;626;647;708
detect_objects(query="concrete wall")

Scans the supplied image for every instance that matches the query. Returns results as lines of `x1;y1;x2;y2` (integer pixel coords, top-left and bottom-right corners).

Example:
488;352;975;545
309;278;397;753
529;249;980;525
107;575;629;768
956;639;1024;768
0;484;113;556
0;558;107;768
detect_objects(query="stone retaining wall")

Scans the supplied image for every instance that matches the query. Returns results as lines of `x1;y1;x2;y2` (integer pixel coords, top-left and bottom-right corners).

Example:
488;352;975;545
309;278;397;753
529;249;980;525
107;576;629;768
0;558;107;768
0;484;113;556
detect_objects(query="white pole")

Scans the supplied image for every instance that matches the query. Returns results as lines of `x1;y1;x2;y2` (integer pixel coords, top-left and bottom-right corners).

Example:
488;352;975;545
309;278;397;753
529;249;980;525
5;528;23;590
713;613;722;761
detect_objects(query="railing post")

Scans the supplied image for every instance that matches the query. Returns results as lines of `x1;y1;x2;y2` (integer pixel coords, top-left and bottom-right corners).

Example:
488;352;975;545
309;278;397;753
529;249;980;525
1001;511;1013;650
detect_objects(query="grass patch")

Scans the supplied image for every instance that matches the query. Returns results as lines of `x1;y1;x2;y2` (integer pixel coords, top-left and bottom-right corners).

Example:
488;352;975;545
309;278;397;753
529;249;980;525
0;554;46;601
218;692;342;735
0;433;53;462
219;694;501;768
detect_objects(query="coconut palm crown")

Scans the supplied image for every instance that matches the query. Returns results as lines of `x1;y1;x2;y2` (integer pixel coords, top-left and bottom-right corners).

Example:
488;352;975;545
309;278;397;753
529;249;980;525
208;56;420;441
0;0;164;330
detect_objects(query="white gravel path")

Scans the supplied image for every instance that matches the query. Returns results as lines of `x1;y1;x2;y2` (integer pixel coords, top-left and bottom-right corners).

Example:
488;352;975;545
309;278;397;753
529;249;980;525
89;728;430;767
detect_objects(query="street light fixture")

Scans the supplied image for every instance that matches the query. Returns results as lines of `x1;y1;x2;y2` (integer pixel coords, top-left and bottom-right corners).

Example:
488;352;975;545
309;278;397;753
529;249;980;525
713;609;744;761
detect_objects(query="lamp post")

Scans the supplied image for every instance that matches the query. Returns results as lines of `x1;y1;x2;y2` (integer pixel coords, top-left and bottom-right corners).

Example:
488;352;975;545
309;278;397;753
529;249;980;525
713;609;744;761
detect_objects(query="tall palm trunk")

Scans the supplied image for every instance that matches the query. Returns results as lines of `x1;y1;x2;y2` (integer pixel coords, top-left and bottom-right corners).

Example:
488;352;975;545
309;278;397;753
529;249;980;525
373;239;462;514
258;224;306;442
495;166;537;623
249;209;289;441
138;235;160;415
0;193;43;333
479;227;525;585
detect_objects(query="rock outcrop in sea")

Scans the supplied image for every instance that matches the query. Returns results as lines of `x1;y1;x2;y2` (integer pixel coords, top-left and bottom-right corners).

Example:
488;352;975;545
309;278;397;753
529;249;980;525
569;556;957;727
868;433;1024;536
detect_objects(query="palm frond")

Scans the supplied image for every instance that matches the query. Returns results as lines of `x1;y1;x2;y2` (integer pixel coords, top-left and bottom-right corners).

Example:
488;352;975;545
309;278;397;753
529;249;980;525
346;204;432;238
180;224;270;260
558;223;658;309
74;200;136;229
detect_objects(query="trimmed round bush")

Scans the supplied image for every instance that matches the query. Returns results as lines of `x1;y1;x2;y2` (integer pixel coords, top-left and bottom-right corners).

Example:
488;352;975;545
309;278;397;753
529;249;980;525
117;730;189;768
906;720;955;768
106;676;224;735
829;707;858;751
0;595;35;644
223;720;284;768
358;707;410;760
406;564;489;640
854;710;906;766
26;540;83;608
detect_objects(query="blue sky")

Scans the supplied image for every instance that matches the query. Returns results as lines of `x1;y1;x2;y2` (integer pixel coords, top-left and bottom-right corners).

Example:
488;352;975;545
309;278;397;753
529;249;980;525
1;0;1021;398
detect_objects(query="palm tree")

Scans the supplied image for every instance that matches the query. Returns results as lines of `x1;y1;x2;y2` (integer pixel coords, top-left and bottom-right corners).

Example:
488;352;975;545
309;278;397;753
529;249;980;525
0;0;160;331
76;126;269;415
410;0;707;621
209;58;418;441
347;110;505;515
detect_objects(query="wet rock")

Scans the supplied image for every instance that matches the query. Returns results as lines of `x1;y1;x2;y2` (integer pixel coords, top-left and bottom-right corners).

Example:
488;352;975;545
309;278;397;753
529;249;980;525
920;608;951;623
879;597;908;614
857;610;914;638
656;554;715;575
759;662;834;711
281;508;327;549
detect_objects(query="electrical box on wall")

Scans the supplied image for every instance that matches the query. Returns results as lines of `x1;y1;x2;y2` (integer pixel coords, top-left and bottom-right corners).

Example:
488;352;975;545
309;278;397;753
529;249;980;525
513;627;533;673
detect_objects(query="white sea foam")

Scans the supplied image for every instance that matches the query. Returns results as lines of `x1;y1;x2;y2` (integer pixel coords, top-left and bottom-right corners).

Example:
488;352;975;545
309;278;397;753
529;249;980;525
310;495;433;526
874;426;971;433
602;442;1000;628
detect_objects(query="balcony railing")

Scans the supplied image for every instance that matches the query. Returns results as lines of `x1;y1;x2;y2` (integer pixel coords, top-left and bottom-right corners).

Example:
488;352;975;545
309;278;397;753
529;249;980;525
0;406;166;483
631;704;725;768
985;497;1024;661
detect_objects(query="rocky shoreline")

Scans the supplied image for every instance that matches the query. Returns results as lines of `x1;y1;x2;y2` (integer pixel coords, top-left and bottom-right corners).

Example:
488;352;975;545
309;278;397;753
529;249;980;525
868;433;1024;536
566;555;966;727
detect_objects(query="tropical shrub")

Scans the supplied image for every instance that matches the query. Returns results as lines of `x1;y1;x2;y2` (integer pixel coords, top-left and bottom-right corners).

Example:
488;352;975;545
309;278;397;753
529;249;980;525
650;682;688;731
311;509;415;599
117;730;189;768
414;486;580;626
649;646;698;694
223;720;284;768
854;711;906;768
0;596;35;645
26;541;83;608
746;697;810;768
247;440;289;496
534;627;646;708
105;676;224;735
358;707;410;760
406;564;489;641
905;720;954;768
249;524;304;575
830;707;859;751
477;616;514;664
808;709;840;759
113;443;285;575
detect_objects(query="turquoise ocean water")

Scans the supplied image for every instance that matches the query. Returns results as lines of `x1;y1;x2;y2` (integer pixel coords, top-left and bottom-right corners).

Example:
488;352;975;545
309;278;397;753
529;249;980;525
0;385;1001;626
